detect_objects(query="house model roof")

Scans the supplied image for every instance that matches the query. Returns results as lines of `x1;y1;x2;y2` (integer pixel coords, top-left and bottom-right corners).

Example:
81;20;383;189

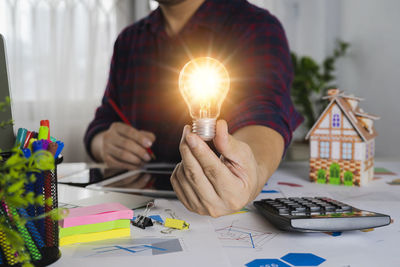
305;89;380;141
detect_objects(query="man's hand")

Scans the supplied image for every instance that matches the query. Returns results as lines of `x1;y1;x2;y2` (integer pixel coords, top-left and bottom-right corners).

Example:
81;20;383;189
91;122;155;170
170;120;262;217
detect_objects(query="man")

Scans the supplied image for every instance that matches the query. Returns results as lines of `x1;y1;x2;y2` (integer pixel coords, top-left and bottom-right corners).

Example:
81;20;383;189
84;0;302;217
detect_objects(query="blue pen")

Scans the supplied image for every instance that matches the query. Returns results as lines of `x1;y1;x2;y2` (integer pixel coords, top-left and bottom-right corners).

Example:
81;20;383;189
15;128;28;148
55;140;64;158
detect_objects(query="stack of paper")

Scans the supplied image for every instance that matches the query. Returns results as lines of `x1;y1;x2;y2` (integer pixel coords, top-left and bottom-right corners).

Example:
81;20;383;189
59;203;133;246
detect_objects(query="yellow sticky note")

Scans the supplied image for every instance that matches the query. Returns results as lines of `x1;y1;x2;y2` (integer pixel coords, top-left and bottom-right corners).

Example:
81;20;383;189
60;228;130;246
164;218;189;230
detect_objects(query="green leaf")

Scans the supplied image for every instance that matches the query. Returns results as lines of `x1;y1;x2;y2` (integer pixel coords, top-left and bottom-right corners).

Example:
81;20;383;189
6;179;25;193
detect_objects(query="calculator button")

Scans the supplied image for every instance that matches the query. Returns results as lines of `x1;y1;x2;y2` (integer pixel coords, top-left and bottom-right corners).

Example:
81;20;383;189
278;208;290;215
309;206;321;212
293;207;306;212
323;206;336;211
290;211;307;216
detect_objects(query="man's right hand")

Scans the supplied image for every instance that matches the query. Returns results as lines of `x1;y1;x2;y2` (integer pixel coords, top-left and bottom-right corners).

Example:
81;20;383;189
91;122;156;170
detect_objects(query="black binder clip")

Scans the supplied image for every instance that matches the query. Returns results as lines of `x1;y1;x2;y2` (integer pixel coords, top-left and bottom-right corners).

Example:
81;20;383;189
131;202;154;229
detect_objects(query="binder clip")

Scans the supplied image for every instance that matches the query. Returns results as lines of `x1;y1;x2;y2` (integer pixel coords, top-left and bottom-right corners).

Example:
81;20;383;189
131;202;154;229
164;218;189;230
161;209;189;234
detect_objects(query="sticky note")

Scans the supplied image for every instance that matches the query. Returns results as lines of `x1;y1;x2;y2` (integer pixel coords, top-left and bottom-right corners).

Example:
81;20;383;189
59;219;130;238
60;228;131;246
60;203;134;228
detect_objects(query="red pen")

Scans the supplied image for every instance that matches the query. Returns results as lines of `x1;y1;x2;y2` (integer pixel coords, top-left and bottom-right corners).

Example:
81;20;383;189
108;98;156;160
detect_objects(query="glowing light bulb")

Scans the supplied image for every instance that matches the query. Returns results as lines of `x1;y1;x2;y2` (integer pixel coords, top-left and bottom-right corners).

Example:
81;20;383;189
179;57;230;141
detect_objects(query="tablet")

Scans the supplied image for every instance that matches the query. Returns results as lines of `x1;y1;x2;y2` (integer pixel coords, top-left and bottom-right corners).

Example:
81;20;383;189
87;163;177;198
58;167;127;187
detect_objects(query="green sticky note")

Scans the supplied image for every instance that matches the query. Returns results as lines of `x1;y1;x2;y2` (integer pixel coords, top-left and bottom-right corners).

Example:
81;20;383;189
59;219;130;238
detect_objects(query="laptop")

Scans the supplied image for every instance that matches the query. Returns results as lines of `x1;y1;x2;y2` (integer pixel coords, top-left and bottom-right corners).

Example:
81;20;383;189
0;34;15;152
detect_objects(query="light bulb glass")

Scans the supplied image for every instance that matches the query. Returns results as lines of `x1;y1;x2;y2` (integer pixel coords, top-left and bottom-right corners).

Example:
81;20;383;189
179;57;230;141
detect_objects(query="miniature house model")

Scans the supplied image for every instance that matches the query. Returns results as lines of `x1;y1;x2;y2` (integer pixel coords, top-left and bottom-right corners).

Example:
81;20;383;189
305;89;379;186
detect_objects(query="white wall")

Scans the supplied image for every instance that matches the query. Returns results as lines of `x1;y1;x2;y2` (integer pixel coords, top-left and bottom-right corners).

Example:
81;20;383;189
251;0;400;159
337;0;400;159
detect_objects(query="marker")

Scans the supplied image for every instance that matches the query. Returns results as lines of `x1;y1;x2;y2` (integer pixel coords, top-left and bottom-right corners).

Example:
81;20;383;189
22;148;31;158
54;140;64;159
15;128;28;148
28;138;37;151
32;140;44;152
38;126;49;140
40;120;50;140
23;131;33;148
47;142;58;157
108;98;156;160
41;140;50;150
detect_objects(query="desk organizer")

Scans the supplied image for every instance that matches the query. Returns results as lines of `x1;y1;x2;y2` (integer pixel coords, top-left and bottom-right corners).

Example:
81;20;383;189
0;153;63;267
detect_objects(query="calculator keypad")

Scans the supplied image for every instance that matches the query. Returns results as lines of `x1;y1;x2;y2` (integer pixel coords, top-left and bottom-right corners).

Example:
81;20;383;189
261;197;353;216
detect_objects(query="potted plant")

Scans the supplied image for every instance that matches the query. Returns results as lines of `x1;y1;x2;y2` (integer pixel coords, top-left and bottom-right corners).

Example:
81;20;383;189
286;40;350;160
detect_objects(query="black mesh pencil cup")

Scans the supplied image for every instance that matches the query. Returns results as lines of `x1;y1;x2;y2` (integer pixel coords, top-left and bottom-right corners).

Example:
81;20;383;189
0;153;63;267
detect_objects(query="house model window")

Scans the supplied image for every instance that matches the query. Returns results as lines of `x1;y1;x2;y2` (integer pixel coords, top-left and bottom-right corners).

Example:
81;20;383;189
320;141;330;158
342;142;352;159
332;114;340;127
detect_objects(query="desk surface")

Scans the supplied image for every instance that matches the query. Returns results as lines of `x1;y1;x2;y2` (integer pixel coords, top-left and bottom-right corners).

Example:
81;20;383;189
54;161;400;267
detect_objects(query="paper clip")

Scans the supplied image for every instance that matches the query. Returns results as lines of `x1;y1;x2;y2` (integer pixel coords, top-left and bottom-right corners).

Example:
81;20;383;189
161;209;189;234
131;202;154;229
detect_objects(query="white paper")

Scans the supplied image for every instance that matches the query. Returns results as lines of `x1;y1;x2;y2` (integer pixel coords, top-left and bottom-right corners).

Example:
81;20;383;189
54;199;230;267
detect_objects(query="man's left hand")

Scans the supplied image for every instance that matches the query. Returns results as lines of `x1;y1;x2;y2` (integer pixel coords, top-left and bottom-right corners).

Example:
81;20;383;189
170;120;262;217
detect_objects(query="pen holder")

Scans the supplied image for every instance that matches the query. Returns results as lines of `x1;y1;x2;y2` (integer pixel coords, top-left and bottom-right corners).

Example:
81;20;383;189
0;152;63;267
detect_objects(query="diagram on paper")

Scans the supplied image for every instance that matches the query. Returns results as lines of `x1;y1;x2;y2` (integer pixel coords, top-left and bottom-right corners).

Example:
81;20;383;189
73;238;183;258
215;220;276;249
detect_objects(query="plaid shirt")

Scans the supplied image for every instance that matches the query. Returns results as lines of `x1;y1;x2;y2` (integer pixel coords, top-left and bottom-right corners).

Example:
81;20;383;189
84;0;303;163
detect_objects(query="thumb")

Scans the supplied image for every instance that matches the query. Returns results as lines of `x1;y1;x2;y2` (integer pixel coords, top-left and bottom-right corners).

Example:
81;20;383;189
213;120;241;161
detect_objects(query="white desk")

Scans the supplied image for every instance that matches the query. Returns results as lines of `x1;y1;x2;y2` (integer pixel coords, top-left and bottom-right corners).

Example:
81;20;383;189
54;161;400;267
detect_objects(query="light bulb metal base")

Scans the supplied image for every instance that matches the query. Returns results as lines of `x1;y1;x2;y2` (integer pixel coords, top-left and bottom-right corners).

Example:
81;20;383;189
192;118;216;141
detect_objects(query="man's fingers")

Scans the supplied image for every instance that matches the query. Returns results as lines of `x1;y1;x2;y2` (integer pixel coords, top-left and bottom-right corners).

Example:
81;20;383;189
105;143;144;165
179;126;228;200
170;164;193;212
213;120;242;161
112;122;154;148
175;164;208;214
107;135;151;162
140;130;156;144
185;132;225;181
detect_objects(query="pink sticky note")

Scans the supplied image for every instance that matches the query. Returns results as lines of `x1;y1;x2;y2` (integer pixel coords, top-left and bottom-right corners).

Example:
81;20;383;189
60;202;134;228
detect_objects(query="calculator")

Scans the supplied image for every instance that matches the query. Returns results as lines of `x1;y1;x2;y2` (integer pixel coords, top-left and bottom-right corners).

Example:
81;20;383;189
253;197;391;232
